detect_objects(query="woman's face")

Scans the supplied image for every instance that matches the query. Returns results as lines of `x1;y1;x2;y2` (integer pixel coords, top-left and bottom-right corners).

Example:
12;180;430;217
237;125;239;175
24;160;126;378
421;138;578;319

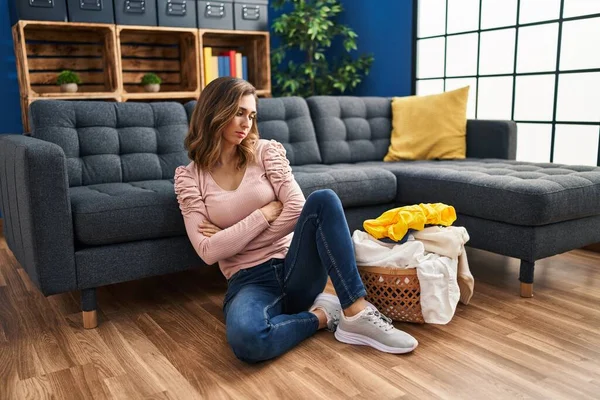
222;94;256;147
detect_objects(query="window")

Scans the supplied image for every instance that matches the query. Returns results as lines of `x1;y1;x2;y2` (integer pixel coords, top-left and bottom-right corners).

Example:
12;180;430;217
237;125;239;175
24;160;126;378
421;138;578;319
415;0;600;166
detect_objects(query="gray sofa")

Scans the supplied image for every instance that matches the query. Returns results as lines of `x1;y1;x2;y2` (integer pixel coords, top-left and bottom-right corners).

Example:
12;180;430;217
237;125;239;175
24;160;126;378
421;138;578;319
1;97;599;328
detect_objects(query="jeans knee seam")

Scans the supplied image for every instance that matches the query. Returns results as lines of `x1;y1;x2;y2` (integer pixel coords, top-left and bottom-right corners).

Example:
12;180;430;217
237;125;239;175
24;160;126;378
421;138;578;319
270;316;316;330
317;224;354;301
284;213;319;283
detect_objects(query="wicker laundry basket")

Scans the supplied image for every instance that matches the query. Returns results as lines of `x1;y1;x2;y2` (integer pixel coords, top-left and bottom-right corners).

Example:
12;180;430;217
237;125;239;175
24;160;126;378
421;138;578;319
357;265;425;324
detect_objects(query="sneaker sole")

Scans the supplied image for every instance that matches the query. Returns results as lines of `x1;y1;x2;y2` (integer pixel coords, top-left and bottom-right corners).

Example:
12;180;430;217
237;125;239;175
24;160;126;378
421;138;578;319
334;328;418;354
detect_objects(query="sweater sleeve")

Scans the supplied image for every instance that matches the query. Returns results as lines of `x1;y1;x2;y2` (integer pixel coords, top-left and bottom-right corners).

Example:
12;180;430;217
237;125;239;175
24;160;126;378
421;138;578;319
250;141;305;245
174;166;270;265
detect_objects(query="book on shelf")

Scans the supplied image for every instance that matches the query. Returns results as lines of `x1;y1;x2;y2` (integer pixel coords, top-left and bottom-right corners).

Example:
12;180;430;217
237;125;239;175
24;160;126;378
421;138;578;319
218;56;230;77
225;50;237;78
235;53;243;79
203;46;216;84
241;56;247;81
203;47;249;84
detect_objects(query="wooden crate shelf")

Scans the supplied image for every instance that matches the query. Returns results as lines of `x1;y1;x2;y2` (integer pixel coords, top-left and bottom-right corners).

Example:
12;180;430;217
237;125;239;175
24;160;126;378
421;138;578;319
12;21;119;97
199;29;271;96
13;22;271;131
117;25;199;95
121;91;199;101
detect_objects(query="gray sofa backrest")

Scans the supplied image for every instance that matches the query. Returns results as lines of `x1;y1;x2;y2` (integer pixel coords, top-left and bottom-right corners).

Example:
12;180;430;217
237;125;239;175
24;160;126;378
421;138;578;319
256;97;322;165
306;96;392;164
29;101;189;187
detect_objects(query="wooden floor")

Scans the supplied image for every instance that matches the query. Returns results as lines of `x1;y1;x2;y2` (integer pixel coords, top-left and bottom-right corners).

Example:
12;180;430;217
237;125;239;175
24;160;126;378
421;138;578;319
1;234;600;400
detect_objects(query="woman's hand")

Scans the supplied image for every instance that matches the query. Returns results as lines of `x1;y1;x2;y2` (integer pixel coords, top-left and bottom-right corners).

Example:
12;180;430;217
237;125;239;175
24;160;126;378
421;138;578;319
199;221;222;237
260;201;283;223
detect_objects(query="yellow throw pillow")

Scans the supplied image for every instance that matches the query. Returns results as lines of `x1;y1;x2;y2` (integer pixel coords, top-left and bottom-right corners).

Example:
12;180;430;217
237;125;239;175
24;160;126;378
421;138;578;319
384;86;469;161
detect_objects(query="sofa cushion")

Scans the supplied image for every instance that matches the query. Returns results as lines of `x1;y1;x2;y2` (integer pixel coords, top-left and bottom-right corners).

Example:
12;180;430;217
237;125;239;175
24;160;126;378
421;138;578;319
256;97;322;165
360;159;600;226
292;165;396;207
29;101;190;187
70;180;184;246
306;96;392;164
385;86;469;161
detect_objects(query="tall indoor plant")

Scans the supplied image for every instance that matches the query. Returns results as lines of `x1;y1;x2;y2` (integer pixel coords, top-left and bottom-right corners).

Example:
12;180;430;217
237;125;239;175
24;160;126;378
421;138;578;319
271;0;373;97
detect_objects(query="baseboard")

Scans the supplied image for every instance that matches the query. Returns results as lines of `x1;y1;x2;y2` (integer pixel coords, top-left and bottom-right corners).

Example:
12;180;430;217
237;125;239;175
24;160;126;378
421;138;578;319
583;243;600;253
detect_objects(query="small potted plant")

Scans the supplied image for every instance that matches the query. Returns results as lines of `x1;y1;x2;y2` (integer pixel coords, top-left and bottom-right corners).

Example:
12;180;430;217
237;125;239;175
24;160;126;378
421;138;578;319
141;73;162;93
56;70;81;93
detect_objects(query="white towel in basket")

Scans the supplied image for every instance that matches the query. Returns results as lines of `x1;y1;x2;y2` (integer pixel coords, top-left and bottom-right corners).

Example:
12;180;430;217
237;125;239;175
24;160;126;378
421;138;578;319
352;229;461;324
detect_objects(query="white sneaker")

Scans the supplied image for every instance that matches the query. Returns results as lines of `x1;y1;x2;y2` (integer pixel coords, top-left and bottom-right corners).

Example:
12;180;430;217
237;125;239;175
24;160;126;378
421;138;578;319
309;293;342;332
335;306;418;354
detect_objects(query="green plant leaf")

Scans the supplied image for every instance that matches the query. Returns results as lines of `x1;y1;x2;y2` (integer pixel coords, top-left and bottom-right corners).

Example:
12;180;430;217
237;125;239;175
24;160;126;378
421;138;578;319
271;0;373;97
56;70;81;85
141;73;162;85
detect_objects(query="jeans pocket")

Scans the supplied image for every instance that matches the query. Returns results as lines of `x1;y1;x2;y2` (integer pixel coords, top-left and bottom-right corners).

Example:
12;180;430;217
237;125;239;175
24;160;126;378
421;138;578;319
224;270;248;314
227;268;249;286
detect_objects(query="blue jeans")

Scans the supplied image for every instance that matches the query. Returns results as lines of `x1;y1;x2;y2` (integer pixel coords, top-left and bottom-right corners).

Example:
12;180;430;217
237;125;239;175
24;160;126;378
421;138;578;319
223;189;367;363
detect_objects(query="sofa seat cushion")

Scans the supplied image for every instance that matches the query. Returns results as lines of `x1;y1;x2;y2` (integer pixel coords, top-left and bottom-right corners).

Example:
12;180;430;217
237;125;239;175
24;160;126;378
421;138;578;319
70;180;184;246
360;159;600;226
292;165;396;207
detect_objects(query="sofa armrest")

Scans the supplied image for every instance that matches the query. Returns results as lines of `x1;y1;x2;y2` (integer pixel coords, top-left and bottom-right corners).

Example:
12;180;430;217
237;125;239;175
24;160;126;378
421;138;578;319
0;134;77;295
466;119;517;160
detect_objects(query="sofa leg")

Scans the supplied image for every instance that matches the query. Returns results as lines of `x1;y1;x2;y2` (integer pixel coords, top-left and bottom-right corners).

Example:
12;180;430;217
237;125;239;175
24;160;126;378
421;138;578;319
81;288;98;329
519;260;535;298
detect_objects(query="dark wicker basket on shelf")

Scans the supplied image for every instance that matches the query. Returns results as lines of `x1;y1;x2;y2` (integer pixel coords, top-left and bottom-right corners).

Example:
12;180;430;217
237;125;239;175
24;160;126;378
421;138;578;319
357;265;425;324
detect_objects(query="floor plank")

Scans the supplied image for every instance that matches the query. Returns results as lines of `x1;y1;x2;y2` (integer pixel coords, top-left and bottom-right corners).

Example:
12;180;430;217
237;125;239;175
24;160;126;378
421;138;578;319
0;233;599;399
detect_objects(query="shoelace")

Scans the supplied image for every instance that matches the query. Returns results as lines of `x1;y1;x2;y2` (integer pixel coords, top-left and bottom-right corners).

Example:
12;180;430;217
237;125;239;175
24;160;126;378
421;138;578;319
328;315;340;331
315;306;340;331
365;309;394;331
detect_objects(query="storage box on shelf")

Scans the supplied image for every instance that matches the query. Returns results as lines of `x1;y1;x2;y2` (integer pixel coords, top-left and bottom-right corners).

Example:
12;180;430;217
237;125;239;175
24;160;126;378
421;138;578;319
114;0;158;26
199;29;270;96
197;0;234;30
116;25;200;100
67;0;115;24
233;0;268;31
157;0;197;28
8;0;68;26
12;20;120;130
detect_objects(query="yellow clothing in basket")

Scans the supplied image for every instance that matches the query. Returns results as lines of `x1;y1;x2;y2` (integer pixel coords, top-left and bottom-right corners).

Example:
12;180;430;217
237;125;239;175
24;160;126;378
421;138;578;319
363;203;457;241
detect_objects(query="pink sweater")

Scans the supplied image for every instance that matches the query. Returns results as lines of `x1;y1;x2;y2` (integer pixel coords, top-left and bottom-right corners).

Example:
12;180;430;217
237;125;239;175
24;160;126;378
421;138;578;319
174;139;306;279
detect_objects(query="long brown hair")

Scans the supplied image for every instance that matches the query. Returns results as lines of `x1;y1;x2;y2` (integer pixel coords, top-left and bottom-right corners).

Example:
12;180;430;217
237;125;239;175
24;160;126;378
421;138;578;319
185;77;259;171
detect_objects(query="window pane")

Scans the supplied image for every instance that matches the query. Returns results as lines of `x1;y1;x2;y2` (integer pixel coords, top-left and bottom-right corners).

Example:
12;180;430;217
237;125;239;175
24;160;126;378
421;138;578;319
479;29;515;75
418;0;446;38
556;72;600;122
477;76;513;119
514;75;555;121
563;0;600;18
516;23;558;73
519;0;561;23
417;38;445;79
560;18;600;71
447;0;480;34
416;79;444;96
481;0;517;29
516;123;552;162
446;78;477;119
553;125;599;166
446;33;478;77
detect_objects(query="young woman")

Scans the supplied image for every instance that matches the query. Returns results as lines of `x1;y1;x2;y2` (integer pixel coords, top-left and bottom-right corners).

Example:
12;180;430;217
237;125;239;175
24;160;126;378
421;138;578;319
175;77;418;363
